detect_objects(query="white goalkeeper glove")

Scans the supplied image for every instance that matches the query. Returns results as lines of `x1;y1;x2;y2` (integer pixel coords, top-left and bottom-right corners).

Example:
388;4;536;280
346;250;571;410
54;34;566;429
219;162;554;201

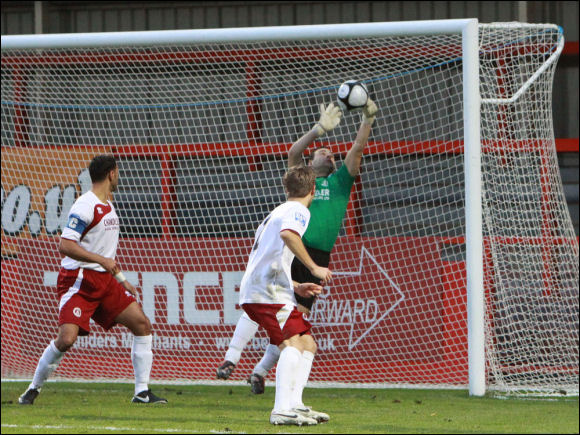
362;98;378;125
313;103;342;137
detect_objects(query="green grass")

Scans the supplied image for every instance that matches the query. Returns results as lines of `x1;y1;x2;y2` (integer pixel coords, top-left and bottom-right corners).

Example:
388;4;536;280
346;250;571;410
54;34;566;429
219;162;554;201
1;381;578;434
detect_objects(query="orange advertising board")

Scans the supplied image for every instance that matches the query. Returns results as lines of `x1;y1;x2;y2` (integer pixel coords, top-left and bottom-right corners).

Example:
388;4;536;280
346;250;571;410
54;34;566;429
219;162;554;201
1;146;108;255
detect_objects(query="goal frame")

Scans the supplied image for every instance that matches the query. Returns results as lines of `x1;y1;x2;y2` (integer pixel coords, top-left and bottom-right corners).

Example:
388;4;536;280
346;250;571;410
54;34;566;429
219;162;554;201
1;19;486;395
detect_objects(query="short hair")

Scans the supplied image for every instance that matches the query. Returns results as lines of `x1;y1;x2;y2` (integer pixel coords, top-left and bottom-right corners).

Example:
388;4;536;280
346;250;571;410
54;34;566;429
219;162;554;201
89;154;117;183
283;165;316;198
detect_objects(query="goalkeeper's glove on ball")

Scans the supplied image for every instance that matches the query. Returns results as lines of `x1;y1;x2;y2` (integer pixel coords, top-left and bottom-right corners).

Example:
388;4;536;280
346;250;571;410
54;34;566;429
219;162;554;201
313;103;342;137
362;99;378;125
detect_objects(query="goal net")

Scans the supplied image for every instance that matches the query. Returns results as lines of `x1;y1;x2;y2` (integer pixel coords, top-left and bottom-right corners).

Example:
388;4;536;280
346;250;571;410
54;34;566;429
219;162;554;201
1;21;577;396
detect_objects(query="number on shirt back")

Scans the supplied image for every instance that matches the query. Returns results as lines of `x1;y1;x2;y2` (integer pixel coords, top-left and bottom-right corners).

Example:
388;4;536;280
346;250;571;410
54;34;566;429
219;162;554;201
252;214;271;252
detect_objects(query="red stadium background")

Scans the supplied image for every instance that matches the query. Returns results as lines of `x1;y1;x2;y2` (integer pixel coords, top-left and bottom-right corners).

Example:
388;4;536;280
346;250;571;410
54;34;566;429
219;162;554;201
3;135;576;385
1;145;474;385
1;234;468;384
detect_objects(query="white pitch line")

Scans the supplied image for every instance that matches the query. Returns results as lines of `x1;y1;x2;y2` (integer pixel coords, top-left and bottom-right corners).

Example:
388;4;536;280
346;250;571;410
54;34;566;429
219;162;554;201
1;424;246;434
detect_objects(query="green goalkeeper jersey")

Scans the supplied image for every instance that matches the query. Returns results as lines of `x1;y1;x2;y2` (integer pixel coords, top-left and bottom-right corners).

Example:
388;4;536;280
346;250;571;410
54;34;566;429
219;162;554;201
303;164;356;253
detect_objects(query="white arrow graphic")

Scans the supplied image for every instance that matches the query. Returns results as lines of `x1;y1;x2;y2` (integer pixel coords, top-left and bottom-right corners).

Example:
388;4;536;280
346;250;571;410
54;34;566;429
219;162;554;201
311;246;405;350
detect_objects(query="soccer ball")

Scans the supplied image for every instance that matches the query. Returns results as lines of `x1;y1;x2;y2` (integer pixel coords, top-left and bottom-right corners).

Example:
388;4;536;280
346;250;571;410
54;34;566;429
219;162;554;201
336;80;369;112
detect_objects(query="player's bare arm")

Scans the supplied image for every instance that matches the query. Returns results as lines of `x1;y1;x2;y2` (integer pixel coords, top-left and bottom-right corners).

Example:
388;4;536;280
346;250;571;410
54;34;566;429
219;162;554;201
59;238;117;273
293;281;323;298
288;103;342;167
109;265;138;296
280;229;332;283
59;238;136;296
119;278;138;297
60;236;136;297
344;98;378;177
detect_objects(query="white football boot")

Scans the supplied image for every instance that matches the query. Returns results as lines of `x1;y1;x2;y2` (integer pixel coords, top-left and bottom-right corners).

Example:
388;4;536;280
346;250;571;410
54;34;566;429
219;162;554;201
292;406;330;423
270;410;318;426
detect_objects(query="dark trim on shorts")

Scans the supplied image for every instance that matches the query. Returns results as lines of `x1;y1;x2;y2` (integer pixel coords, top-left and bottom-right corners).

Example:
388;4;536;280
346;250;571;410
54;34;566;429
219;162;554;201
291;245;331;310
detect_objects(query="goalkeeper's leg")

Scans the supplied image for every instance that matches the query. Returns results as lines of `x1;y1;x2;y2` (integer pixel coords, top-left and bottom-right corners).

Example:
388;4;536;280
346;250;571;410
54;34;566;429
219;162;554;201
254;344;281;377
249;344;281;394
217;312;259;379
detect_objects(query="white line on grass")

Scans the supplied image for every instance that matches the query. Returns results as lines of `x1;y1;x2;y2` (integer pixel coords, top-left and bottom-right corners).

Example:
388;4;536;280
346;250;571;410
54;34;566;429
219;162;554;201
1;424;246;434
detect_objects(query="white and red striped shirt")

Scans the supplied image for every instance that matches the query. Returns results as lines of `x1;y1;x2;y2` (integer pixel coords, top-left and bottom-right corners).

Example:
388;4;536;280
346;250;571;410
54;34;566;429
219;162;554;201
60;191;120;272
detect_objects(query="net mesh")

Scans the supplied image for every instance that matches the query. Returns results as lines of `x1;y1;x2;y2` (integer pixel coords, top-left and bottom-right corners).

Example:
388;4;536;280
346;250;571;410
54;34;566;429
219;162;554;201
1;23;577;396
479;24;578;395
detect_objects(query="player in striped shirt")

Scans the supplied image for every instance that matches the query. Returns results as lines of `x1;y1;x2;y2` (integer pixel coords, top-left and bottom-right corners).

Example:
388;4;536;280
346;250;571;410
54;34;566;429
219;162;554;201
19;155;166;405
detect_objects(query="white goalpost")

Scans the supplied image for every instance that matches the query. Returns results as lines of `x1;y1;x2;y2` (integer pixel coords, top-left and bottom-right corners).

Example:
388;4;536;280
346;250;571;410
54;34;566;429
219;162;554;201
1;19;577;397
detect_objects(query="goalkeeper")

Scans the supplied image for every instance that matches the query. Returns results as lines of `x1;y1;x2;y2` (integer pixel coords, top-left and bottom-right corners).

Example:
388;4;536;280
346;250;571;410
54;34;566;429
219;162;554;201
217;97;378;393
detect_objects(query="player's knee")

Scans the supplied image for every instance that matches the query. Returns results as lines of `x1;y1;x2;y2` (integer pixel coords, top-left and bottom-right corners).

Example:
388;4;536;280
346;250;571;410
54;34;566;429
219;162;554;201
302;334;317;354
309;340;317;354
134;314;152;336
55;334;76;352
144;317;152;335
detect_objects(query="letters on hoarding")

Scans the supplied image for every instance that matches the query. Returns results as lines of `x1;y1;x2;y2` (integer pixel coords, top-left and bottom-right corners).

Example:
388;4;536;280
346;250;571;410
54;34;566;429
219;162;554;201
2;148;466;383
1;147;99;257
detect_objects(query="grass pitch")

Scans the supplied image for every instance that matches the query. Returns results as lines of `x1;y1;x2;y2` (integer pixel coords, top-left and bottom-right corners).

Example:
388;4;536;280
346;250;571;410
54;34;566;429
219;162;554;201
1;381;578;434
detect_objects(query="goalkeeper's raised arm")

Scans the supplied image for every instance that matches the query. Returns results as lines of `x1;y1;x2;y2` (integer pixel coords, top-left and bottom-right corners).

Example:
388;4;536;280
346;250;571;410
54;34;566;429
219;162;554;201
288;103;342;167
343;98;378;177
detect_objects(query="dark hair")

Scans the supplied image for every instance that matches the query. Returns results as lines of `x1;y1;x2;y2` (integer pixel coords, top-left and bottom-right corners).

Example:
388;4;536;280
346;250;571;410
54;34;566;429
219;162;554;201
283;165;316;198
89;154;117;183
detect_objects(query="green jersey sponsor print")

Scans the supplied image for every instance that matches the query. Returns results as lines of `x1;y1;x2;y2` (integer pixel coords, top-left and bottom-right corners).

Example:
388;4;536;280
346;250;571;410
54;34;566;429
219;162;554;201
303;164;355;253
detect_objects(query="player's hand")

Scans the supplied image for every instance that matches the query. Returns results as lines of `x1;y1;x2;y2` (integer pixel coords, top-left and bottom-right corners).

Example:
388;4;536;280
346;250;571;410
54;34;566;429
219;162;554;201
294;282;323;298
311;265;332;284
101;257;118;275
362;98;378;125
314;103;342;137
122;280;138;298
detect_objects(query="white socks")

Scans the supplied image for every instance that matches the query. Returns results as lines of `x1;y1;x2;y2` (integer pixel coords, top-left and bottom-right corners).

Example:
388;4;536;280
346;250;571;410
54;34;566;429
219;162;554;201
253;344;281;377
290;350;314;408
273;347;316;412
225;312;258;365
132;335;153;395
29;336;154;396
273;346;302;413
30;340;64;390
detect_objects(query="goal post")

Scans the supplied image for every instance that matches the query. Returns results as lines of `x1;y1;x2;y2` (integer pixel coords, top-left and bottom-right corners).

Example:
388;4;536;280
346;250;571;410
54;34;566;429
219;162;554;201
461;19;485;397
1;20;577;398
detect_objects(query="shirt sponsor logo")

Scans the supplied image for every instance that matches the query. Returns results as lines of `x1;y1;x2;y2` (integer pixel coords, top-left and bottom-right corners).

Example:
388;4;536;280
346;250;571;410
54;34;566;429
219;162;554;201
294;212;306;226
103;218;119;226
314;188;330;200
